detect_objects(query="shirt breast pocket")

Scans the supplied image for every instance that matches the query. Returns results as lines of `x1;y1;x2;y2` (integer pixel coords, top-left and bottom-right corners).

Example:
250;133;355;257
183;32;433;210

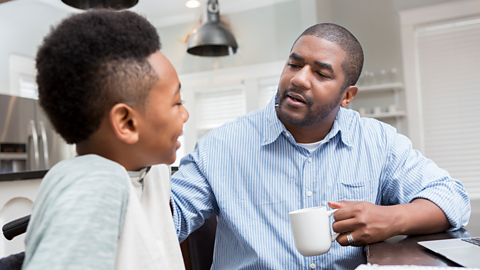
337;178;376;202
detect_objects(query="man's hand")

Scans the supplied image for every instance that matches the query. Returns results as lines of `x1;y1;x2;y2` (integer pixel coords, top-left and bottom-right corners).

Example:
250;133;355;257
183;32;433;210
327;201;400;246
328;199;451;247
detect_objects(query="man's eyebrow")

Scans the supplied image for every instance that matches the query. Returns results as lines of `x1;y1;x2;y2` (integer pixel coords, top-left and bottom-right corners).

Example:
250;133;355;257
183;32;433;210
289;52;304;61
314;61;334;74
290;52;334;74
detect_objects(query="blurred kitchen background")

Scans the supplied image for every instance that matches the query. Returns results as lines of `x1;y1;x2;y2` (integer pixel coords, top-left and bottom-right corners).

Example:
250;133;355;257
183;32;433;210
0;0;479;250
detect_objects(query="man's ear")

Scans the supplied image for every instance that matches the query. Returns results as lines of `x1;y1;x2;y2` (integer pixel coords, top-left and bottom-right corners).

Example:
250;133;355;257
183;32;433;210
340;85;358;107
109;103;139;144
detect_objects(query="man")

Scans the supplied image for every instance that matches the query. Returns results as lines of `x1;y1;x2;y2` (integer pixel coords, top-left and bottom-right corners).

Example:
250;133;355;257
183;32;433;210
167;23;470;269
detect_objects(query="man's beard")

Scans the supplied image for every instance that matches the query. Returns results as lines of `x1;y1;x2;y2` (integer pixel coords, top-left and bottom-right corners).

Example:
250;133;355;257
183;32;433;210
277;88;343;127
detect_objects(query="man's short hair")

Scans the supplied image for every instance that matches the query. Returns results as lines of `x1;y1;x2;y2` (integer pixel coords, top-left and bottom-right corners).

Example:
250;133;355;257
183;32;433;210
295;23;364;91
36;9;161;144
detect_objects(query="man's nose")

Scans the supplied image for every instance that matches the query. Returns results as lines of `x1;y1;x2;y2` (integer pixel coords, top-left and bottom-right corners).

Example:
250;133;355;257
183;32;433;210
290;66;312;90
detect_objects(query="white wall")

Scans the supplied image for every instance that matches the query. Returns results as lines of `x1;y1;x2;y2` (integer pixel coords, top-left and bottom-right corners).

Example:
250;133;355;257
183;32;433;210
0;0;71;95
0;0;459;99
155;0;460;140
327;0;457;87
157;0;303;75
0;0;461;150
321;0;459;137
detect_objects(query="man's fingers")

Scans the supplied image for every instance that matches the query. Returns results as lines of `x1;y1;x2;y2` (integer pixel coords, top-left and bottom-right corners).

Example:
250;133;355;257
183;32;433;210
337;232;362;247
332;214;357;233
327;201;346;209
330;202;360;222
329;201;364;246
328;200;360;209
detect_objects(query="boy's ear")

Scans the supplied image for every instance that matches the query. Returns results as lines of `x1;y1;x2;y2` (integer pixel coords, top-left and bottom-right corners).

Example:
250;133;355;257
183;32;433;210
109;103;139;144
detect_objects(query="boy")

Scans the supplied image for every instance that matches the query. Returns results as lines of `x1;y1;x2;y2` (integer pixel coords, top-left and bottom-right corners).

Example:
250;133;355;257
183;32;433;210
22;9;189;270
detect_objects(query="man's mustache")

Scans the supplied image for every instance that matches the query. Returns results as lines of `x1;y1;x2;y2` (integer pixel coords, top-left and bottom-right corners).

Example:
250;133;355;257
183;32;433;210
280;88;314;107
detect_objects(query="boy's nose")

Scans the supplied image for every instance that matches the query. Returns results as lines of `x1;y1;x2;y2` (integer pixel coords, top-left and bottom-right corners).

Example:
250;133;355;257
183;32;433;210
182;106;189;123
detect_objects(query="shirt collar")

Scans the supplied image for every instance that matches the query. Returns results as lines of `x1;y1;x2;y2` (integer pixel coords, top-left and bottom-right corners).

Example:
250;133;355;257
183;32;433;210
328;107;353;148
261;95;286;146
261;94;353;148
127;166;151;182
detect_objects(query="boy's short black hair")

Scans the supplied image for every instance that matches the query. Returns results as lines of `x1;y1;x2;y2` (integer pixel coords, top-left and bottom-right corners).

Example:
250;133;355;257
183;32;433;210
36;9;161;144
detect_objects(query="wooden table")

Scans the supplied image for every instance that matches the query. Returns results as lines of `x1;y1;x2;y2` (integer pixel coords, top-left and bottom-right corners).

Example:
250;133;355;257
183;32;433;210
367;199;480;266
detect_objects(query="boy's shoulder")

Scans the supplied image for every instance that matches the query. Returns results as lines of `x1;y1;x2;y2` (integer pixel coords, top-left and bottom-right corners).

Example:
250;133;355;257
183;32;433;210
24;155;132;269
30;154;130;228
50;153;125;175
50;154;125;174
41;154;130;196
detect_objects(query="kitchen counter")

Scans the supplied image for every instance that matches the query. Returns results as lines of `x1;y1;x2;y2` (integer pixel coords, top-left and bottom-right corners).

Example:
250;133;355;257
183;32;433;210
0;165;178;182
0;170;48;182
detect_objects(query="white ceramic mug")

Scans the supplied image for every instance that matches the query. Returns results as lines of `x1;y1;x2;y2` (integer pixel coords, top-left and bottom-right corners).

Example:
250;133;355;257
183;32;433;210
289;206;339;256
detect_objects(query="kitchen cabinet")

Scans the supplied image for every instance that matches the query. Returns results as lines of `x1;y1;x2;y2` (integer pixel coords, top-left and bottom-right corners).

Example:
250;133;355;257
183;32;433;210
0;171;45;258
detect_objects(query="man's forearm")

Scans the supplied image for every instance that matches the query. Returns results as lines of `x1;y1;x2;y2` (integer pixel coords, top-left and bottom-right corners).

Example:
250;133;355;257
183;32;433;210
394;198;450;235
329;199;451;246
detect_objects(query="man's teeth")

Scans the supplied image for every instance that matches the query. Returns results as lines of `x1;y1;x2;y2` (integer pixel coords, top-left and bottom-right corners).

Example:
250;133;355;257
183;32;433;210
291;96;303;102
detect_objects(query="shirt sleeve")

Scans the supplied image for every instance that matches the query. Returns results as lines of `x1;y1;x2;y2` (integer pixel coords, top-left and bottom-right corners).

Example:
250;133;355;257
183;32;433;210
170;138;218;243
381;131;471;231
23;172;129;270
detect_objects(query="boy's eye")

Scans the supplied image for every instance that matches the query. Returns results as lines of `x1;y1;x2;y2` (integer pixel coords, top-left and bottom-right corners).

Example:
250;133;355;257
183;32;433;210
176;100;185;106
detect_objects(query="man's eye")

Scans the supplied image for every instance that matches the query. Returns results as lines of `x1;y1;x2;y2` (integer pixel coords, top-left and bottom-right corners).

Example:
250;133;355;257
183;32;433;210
316;72;329;78
288;63;300;68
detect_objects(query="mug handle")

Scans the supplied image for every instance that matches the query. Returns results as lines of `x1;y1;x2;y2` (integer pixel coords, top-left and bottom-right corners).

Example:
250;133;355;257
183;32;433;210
327;209;340;242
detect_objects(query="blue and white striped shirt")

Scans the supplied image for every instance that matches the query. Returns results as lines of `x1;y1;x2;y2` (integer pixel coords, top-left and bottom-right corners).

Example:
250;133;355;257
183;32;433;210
171;97;470;270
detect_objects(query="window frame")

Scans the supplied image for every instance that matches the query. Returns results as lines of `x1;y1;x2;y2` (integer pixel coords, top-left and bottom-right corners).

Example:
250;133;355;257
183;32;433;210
399;0;480;153
177;60;285;159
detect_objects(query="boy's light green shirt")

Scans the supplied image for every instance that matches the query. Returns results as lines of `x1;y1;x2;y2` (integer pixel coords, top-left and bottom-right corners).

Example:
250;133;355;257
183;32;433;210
22;154;130;270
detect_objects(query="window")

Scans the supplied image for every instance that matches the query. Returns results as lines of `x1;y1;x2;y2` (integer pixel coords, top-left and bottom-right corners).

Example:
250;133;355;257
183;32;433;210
176;60;284;164
195;86;246;138
9;54;38;99
258;85;277;109
415;17;480;198
257;76;279;109
19;76;38;99
400;1;480;199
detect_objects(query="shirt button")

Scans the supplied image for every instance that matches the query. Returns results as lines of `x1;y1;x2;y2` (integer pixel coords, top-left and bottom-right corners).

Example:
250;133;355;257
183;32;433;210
286;133;290;137
310;263;316;269
307;191;313;197
308;157;312;162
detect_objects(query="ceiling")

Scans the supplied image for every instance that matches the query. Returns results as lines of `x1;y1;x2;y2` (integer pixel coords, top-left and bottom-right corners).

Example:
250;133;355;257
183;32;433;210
36;0;291;28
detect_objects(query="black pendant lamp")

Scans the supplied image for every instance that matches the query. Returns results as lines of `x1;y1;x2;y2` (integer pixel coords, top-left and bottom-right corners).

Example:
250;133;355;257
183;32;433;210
61;0;138;10
186;0;238;57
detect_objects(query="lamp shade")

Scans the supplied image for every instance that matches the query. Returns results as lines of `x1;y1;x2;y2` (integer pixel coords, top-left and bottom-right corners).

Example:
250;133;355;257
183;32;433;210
61;0;138;10
186;0;238;57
